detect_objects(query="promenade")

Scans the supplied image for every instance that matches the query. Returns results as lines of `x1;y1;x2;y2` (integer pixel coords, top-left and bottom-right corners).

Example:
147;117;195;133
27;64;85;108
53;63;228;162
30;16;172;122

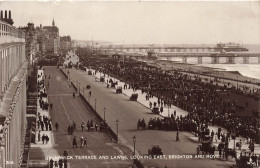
43;66;132;168
62;67;239;168
30;69;70;168
86;67;260;154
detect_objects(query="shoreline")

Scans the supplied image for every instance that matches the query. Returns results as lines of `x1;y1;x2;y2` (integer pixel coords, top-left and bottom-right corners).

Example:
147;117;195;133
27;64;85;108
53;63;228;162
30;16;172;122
149;60;260;86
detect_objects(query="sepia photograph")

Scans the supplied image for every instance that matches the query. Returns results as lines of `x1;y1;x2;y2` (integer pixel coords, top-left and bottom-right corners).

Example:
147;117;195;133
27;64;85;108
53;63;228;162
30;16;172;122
0;1;260;168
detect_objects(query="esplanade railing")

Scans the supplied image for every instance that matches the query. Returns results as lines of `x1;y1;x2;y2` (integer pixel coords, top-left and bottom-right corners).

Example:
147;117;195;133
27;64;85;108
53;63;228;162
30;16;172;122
0;20;25;44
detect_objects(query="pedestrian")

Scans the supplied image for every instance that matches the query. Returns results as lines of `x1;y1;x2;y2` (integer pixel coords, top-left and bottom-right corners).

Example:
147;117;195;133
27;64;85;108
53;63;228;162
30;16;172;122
37;120;41;129
46;135;49;144
70;125;74;134
63;159;67;168
54;161;58;167
42;134;45;144
81;122;85;131
38;131;41;142
50;103;53;110
95;122;98;131
63;150;68;158
73;121;76;130
50;158;54;168
73;136;77;147
89;91;92;97
58;159;63;168
176;131;180;141
55;122;59;131
87;121;91;131
160;106;163;113
68;125;71;135
83;137;87;148
41;121;44;131
49;122;52;131
211;130;214;139
149;102;152;108
73;92;75;98
239;139;242;150
81;137;84;148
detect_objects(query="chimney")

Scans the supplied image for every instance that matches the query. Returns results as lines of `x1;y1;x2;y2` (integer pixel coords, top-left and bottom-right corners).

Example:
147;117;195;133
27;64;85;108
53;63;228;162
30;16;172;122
9;10;11;19
0;10;3;19
5;10;7;19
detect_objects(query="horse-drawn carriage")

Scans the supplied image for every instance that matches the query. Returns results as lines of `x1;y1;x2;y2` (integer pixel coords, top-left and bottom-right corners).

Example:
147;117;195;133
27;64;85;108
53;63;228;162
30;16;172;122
86;85;91;89
198;128;210;142
234;153;254;168
197;129;216;155
148;145;163;157
111;82;117;89
88;70;92;75
197;139;216;155
116;87;122;94
152;107;160;114
130;93;138;101
100;77;105;83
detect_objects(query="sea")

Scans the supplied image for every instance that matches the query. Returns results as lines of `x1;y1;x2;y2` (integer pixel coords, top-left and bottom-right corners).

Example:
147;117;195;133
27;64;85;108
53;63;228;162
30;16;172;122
161;44;260;80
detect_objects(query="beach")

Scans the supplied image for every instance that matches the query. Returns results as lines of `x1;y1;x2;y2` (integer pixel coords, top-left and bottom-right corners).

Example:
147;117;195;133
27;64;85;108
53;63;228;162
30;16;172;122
143;59;260;92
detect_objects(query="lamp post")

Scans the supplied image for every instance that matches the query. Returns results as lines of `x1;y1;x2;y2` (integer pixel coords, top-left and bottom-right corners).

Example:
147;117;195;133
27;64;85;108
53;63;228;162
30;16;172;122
103;107;106;122
133;135;136;156
94;99;97;111
116;119;119;143
237;76;238;89
168;105;170;117
253;79;255;93
78;82;80;94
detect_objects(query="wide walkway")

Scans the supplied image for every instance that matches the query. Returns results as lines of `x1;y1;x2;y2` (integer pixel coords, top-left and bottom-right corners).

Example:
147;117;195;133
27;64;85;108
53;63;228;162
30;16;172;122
63;67;238;168
44;66;132;168
30;69;66;167
87;68;260;155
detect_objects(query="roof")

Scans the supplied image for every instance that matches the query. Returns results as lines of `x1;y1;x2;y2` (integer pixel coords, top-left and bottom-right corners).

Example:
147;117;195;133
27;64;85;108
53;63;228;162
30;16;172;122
43;26;59;32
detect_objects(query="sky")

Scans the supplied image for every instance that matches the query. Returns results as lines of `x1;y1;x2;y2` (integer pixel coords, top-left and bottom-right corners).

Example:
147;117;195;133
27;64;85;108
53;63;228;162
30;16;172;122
0;1;260;44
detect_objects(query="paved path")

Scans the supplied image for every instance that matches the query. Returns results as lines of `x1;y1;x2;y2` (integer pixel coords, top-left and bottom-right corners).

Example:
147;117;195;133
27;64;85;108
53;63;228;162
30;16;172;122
42;67;133;168
30;69;68;167
63;67;239;168
87;68;260;155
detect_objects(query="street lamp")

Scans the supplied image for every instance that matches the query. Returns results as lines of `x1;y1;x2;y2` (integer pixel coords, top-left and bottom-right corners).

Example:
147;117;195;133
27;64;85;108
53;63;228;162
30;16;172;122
103;107;106;122
133;135;136;156
78;82;80;94
253;79;255;92
94;99;97;111
237;76;238;89
168;105;170;117
116;119;119;143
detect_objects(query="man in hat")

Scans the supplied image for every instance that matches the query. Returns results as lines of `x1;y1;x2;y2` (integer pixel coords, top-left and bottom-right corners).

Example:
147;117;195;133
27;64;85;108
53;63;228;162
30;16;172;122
73;136;77;147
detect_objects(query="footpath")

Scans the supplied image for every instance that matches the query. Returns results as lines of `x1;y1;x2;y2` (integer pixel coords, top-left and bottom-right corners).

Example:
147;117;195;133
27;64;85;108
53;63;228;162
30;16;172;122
84;67;260;159
30;68;70;168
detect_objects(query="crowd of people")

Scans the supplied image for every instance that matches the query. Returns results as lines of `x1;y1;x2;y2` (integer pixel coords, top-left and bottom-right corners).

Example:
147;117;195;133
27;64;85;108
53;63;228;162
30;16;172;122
72;136;88;148
49;150;68;168
36;70;53;147
37;114;52;131
84;58;259;143
80;119;99;132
